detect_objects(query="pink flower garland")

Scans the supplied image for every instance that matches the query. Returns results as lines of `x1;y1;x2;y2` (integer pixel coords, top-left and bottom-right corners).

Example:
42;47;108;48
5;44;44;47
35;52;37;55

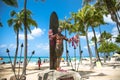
70;34;79;49
48;29;54;46
48;29;79;48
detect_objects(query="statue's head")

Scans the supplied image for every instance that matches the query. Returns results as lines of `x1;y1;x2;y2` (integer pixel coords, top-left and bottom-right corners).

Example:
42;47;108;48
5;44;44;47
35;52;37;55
58;27;62;33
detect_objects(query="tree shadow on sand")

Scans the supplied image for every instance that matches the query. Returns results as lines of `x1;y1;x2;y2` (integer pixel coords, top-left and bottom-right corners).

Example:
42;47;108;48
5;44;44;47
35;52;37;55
78;71;94;76
78;71;95;79
78;70;107;80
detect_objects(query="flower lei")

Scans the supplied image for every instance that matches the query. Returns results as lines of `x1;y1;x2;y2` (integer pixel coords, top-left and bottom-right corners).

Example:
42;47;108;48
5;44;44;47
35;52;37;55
48;29;54;46
48;29;79;48
69;34;79;49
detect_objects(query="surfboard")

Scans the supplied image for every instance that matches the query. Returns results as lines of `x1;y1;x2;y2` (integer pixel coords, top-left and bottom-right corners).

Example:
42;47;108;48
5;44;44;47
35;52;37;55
49;11;59;69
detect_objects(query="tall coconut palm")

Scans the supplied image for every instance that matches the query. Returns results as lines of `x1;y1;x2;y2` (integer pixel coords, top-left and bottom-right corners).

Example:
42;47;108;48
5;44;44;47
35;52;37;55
21;7;37;75
86;0;120;34
88;5;106;62
98;41;119;62
23;0;27;75
22;0;46;75
76;4;94;64
99;31;112;62
7;10;23;71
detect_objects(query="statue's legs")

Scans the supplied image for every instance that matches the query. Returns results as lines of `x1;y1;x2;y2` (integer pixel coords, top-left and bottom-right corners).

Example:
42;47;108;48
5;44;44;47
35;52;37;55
55;44;63;69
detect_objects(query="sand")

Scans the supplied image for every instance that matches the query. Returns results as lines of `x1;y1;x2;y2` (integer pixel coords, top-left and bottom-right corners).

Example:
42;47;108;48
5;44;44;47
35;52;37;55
0;60;120;80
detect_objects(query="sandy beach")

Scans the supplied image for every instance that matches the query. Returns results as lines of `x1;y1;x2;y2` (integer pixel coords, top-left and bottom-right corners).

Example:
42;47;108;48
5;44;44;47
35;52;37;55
0;60;120;80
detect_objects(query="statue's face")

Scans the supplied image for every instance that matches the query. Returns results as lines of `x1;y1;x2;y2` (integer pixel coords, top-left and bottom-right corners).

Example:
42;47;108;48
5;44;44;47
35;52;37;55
58;28;62;33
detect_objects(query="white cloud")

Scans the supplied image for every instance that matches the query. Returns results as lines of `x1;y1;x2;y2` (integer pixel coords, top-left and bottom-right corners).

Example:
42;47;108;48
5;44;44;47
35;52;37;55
83;46;88;49
81;31;100;41
37;43;49;50
31;28;44;37
0;44;16;49
80;36;86;39
103;14;115;24
111;27;119;42
19;28;44;40
9;44;16;49
0;44;7;48
19;34;34;40
88;32;94;39
112;27;119;37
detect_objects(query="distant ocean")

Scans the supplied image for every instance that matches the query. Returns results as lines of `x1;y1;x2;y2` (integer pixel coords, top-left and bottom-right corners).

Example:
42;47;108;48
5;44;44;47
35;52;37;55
0;56;90;64
0;56;48;64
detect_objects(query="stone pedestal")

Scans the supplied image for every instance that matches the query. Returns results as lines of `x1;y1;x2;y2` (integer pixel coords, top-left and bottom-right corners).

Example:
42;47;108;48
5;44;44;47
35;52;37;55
10;75;26;80
38;70;81;80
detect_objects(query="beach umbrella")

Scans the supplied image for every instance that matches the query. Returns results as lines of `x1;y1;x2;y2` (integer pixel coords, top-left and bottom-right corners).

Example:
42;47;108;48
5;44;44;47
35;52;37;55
61;58;64;60
113;53;120;58
61;58;64;61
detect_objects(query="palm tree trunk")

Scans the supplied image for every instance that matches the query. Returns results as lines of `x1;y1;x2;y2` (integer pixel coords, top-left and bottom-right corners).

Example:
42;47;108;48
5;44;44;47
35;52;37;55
116;22;120;34
77;36;82;71
14;29;19;71
23;0;27;75
85;27;92;64
91;27;101;60
79;36;82;64
114;13;120;34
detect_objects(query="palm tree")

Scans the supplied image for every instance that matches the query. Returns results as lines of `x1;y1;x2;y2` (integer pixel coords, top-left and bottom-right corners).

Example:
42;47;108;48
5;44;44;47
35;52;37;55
99;31;112;62
98;41;119;62
104;0;120;33
23;0;27;75
76;4;94;64
22;0;46;75
88;5;106;62
7;10;23;70
85;0;120;34
21;8;37;75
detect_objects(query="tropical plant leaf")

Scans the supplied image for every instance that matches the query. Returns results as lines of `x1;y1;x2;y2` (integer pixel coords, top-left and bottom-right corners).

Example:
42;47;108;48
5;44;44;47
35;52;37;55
10;10;16;17
7;19;14;27
2;0;18;7
0;22;3;27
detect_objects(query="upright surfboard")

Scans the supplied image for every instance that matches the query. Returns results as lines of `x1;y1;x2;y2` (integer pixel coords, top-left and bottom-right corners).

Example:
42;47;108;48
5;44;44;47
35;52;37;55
49;11;59;69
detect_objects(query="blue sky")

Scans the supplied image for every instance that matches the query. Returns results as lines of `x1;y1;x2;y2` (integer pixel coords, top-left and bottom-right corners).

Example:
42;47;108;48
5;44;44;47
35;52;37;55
0;0;118;58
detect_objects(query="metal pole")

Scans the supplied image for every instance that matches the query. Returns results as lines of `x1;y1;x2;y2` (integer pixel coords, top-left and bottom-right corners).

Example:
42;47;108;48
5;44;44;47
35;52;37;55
6;49;18;80
74;48;76;71
65;28;69;66
18;43;23;79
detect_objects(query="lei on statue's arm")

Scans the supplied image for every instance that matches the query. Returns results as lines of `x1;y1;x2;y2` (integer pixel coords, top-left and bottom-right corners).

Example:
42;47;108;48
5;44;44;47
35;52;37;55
69;34;79;49
48;29;55;46
48;29;53;40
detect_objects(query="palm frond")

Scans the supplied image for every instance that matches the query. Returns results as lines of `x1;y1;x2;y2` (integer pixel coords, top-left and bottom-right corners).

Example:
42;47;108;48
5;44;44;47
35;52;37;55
0;22;3;27
10;10;16;17
27;18;37;27
7;19;14;27
2;0;18;7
